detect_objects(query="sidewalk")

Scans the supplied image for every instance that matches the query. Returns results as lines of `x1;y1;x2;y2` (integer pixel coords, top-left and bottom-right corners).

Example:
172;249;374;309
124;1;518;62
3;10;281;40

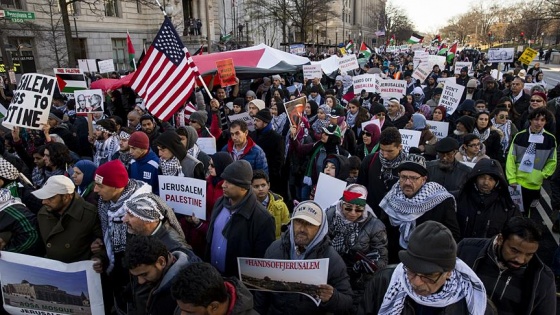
530;59;560;70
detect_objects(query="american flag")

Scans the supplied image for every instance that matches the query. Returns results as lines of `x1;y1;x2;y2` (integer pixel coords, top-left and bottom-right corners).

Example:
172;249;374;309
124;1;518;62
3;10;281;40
130;17;200;121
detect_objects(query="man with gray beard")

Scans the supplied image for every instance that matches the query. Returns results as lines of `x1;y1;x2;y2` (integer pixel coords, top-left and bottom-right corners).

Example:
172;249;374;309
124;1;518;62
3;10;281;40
426;137;471;194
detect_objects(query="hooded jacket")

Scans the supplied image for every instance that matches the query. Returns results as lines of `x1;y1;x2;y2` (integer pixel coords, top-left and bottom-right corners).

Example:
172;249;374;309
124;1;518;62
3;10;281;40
222;137;269;175
455;159;520;239
129;149;160;193
474;77;503;111
184;125;211;171
265;192;290;239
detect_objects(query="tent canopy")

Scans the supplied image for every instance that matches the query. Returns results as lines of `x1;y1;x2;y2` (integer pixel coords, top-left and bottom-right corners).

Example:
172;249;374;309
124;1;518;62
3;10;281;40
192;43;310;78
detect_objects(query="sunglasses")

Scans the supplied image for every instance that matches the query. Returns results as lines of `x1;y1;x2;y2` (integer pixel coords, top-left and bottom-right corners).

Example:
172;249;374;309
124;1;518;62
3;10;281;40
363;132;372;137
498;114;509;119
342;202;365;213
530;99;543;103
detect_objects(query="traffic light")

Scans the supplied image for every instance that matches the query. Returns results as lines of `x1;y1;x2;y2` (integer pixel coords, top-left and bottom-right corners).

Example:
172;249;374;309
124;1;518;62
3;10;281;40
520;31;525;38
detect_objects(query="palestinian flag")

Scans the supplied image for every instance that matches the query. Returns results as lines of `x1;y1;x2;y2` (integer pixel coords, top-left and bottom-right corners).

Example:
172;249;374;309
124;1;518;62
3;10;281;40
53;68;87;96
127;31;136;70
359;42;372;59
346;40;354;52
389;35;395;45
431;34;442;45
408;32;424;44
446;42;458;64
221;31;233;42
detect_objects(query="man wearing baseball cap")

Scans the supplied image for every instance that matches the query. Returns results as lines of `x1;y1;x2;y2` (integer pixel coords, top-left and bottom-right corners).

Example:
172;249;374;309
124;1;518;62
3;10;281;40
255;200;353;314
32;175;104;264
426;137;472;193
358;221;490;315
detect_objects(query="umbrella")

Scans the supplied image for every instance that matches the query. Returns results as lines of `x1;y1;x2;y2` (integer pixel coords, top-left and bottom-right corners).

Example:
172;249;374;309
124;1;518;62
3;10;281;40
90;78;119;92
111;72;135;90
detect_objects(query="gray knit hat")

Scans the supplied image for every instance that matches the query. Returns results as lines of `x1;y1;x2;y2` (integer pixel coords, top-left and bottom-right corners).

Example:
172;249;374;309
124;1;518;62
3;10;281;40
396;154;427;177
189;110;208;126
399;221;457;274
220;160;253;190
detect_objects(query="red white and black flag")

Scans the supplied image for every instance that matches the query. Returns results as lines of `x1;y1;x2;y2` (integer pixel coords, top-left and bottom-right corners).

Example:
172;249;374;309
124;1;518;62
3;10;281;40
130;17;200;121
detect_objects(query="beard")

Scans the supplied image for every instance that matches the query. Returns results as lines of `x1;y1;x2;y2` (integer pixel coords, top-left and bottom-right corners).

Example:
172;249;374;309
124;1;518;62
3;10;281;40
438;160;454;171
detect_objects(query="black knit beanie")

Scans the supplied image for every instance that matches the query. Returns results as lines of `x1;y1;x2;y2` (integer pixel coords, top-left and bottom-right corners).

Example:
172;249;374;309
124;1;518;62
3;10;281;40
220;160;253;190
154;131;187;160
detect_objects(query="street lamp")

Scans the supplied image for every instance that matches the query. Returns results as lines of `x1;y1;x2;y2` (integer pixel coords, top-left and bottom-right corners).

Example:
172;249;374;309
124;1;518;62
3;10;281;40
244;15;250;46
316;25;320;46
164;4;173;17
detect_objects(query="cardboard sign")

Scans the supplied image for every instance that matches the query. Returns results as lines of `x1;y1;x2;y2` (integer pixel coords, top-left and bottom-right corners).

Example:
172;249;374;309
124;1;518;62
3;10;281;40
238;258;329;306
303;64;323;80
284;96;305;129
518;47;538;65
379;79;406;99
228;112;255;131
216;58;237;87
97;59;115;73
413;51;429;68
438;81;465;115
78;59;98;73
428;55;446;70
0;251;104;315
196;137;217;154
399;129;421;152
314;172;347;209
158;175;207;220
454;62;472;75
487;48;515;63
412;63;431;82
426;120;449;140
2;73;56;130
352;74;377;93
508;185;524;212
338;54;359;73
74;89;104;114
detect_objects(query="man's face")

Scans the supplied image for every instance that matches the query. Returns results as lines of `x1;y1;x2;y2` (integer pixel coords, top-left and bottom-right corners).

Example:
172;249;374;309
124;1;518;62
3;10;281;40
387;102;399;115
389;64;395;72
129;259;165;285
229;125;248;146
128;113;140;128
253;118;266;130
123;211;153;235
379;143;402;161
41;194;69;213
179;135;188;148
273;79;280;87
497;234;539;269
511;78;524;94
475;103;487;112
292;218;320;247
119;137;130;151
216;89;226;100
248;103;259;117
476;174;497;194
529;116;547;133
399;170;426;198
77;96;86;109
95;129;107;141
176;301;213;315
210;99;220;112
405;266;451;297
251;178;269;202
94;183;121;202
222;179;246;200
142;120;155;134
129;146;147;160
486;81;495;90
437;151;456;170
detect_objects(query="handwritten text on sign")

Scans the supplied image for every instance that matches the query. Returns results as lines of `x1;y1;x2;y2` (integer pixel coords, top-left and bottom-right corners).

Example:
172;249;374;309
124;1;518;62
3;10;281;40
159;175;207;220
352;74;377;93
437;81;464;115
216;58;237;87
399;129;421;152
379;79;406;99
3;73;55;130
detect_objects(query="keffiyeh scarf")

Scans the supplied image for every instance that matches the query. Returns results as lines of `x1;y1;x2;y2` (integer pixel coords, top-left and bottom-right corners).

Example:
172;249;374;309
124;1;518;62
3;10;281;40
379;150;406;181
492;118;512;153
474;127;491;142
272;112;288;134
346;111;358;128
160;156;184;176
330;203;362;254
378;261;487;315
380;181;454;248
94;136;120;167
312;118;329;136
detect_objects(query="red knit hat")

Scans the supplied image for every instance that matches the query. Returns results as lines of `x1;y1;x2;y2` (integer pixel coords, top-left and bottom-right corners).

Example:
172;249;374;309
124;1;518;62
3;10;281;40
531;91;548;103
95;160;129;188
128;131;150;150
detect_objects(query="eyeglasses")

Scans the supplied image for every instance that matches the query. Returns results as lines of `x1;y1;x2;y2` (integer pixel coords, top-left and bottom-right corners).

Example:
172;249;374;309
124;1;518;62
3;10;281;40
399;174;422;182
363;132;372;137
467;143;481;148
498;114;509;119
403;266;444;284
530;99;543;103
342;202;365;213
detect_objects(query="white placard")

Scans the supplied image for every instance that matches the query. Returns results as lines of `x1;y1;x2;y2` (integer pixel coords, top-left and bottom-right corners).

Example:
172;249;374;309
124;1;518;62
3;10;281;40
78;59;99;73
517;46;524;52
303;64;323;80
158;175;207;220
487;48;515;63
428;55;446;70
508;185;524;212
228;112;255;131
2;73;56;130
74;89;104;114
426;120;449;140
0;251;104;315
97;59;115;73
413;51;429;68
379;79;406;99
399;129;421;152
437;77;455;85
437;81;465;115
412;63;431;82
338;54;359;73
490;69;503;80
454;61;472;75
314;172;347;210
196;137;217;154
352;74;377;93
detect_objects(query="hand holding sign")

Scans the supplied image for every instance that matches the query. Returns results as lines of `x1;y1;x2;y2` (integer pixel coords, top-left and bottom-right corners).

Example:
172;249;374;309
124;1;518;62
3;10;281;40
216;58;237;87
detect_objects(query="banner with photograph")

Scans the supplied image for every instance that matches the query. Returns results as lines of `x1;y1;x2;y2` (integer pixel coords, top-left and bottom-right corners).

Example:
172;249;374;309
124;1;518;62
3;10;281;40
2;73;56;130
238;257;329;306
437;81;465;115
228;112;255;131
303;64;323;80
399;129;421;152
379;79;406;99
352;74;377;93
426;120;449;140
284;97;306;129
487;48;515;63
159;175;207;220
0;251;104;315
74;90;104;114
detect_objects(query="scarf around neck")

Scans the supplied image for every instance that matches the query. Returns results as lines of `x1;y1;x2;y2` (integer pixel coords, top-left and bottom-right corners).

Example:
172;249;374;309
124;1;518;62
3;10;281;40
160;156;184;176
379;150;406;181
492;118;512;153
346;111;358;128
474;127;491;142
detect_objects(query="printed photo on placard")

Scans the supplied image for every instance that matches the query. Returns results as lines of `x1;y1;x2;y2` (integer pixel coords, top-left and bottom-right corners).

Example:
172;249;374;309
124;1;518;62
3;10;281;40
74;89;104;114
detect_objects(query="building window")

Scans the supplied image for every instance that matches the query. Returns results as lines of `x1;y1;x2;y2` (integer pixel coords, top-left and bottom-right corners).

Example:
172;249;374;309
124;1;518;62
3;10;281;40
136;0;142;13
72;38;88;61
112;38;127;71
0;0;23;9
105;0;119;17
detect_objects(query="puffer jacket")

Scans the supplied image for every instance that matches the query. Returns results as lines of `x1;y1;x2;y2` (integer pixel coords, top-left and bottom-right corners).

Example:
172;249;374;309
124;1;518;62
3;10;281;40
266;192;290;239
222;137;269;175
455;159;520;239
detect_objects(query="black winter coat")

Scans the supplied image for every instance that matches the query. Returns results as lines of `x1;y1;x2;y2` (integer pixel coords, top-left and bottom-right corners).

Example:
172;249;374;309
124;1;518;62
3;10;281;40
250;127;285;180
426;160;472;194
356;152;398;219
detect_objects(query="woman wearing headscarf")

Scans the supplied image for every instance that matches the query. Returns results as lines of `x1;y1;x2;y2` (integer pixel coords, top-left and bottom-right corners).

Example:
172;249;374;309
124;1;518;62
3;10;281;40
271;96;290;137
406;113;438;159
72;160;98;206
356;123;381;160
473;111;504;163
431;105;455;137
346;99;371;141
304;100;319;127
369;102;394;131
311;105;330;140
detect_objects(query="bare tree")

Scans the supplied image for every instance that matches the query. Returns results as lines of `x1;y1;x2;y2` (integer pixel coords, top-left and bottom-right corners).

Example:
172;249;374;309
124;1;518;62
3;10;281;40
369;3;414;43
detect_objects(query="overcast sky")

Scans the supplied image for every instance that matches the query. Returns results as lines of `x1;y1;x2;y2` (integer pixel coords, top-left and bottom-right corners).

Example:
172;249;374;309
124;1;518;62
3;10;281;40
390;0;473;34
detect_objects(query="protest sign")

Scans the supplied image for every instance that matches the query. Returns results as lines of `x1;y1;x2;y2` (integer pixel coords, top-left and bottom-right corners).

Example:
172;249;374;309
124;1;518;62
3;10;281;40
508;185;524;212
54;68;87;99
196;137;217;155
411;44;423;50
412;63;431;82
216;58;237;87
0;251;104;315
454;61;472;75
487;48;515;63
436;77;455;85
352;74;377;93
303;64;323;79
74;89;104;114
2;73;56;130
490;69;503;81
314;172;347;209
338;54;359;73
426;120;449;140
97;59;115;73
428;55;446;70
159;175;207;219
399;129;421;152
238;257;329;306
284;96;306;129
413;51;429;68
379;79;406;99
8;71;16;85
290;44;306;55
438;81;465;115
517;45;524;52
78;59;99;73
518;47;538;65
228;112;255;131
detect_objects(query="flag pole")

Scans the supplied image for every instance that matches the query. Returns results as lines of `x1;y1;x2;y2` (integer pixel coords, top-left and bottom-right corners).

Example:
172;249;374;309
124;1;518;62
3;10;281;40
154;0;168;16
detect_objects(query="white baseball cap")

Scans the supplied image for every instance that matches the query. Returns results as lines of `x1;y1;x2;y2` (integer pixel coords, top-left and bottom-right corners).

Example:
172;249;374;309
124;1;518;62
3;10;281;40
291;200;323;226
32;175;75;199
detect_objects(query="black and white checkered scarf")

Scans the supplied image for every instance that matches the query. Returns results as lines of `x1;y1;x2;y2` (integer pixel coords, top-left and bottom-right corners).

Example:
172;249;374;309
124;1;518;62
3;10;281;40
94;136;120;167
160;156;184;177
